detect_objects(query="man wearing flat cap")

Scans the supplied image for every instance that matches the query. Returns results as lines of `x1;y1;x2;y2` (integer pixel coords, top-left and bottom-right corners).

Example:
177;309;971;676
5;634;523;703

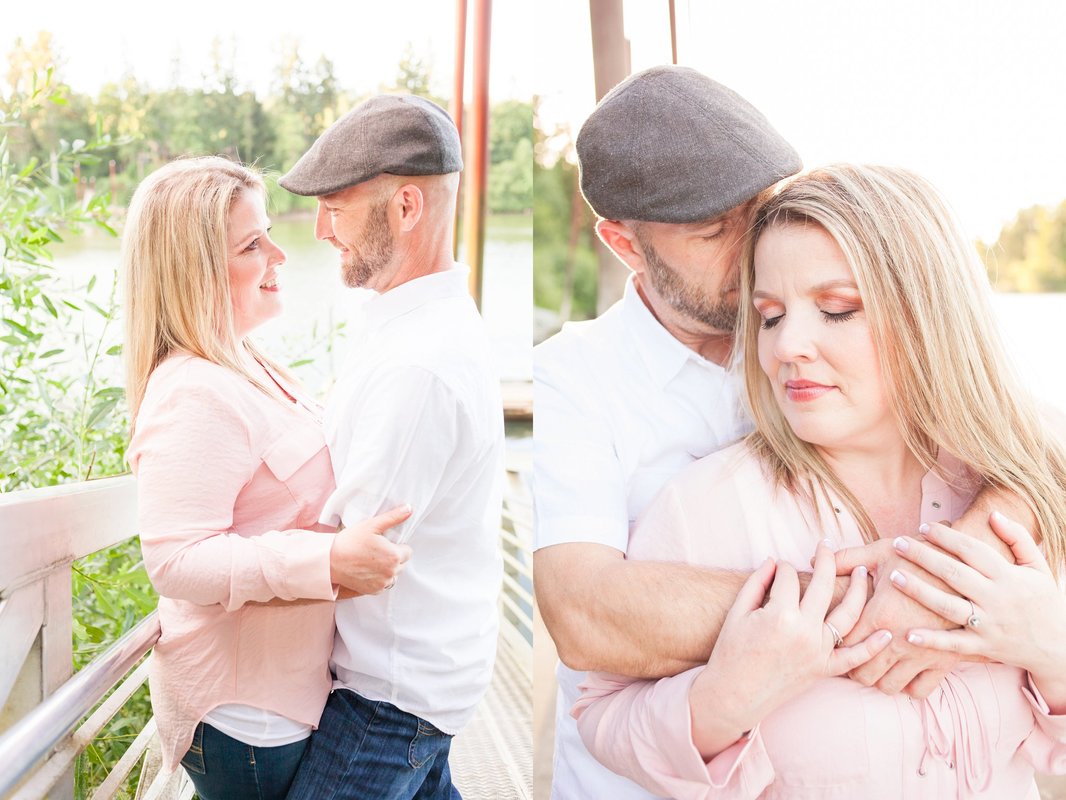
530;66;803;799
282;94;504;800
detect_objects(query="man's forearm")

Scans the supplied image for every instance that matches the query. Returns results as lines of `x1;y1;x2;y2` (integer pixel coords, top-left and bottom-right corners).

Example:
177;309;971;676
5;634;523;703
576;560;744;677
536;546;851;679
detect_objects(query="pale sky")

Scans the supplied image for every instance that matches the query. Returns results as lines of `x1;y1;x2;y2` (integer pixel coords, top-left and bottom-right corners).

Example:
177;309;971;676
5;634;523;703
536;0;1066;242
1;0;531;102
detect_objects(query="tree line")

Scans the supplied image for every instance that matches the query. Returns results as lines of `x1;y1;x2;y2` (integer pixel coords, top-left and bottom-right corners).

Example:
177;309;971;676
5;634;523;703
3;33;532;216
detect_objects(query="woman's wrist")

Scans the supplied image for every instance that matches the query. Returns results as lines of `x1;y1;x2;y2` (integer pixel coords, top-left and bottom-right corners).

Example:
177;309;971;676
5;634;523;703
688;666;754;759
1026;638;1066;710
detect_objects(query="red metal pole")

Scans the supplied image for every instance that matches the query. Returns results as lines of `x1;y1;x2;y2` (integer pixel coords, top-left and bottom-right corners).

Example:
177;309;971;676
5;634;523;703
463;0;491;307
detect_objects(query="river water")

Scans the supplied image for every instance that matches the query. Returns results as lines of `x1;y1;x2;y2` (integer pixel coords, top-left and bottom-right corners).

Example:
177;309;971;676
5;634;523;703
49;214;533;394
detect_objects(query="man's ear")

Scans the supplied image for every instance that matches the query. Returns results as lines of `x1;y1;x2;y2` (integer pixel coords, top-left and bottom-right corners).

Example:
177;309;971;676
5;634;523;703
596;219;646;275
392;183;425;232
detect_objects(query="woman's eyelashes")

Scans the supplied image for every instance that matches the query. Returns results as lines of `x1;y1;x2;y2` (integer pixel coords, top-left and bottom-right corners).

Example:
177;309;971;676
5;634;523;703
243;228;272;252
822;310;856;324
758;308;860;329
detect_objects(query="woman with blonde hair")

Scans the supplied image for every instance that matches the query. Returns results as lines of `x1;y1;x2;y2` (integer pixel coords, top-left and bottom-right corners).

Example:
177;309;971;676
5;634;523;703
572;164;1066;798
123;156;411;799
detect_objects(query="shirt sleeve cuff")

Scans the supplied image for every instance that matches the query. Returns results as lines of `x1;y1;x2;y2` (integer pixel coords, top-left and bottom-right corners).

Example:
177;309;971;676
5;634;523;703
704;727;774;793
533;514;630;552
1024;673;1066;739
664;673;774;794
268;530;338;600
583;668;775;799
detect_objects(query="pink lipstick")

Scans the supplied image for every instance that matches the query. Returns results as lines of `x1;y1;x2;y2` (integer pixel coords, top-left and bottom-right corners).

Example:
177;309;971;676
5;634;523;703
785;380;835;402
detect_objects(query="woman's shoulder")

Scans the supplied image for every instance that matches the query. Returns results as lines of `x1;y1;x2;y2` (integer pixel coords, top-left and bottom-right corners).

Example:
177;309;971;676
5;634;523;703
147;352;240;388
631;442;768;551
667;440;767;498
147;353;265;399
631;441;805;566
139;354;253;424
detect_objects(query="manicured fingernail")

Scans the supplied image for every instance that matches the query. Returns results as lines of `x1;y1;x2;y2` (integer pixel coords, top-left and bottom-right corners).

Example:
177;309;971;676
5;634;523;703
822;538;833;549
893;536;909;552
907;633;923;645
918;523;930;535
890;569;907;587
990;510;1004;523
856;565;868;578
877;631;893;645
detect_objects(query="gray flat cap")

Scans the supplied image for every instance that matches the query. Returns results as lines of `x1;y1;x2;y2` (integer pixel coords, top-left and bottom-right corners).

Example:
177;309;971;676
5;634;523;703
577;66;801;223
280;94;463;196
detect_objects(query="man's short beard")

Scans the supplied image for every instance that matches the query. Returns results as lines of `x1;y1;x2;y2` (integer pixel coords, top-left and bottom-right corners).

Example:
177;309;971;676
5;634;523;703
341;198;395;288
638;234;738;332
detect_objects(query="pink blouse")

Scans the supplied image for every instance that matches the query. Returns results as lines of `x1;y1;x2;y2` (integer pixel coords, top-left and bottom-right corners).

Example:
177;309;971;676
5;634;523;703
127;355;338;771
572;442;1066;799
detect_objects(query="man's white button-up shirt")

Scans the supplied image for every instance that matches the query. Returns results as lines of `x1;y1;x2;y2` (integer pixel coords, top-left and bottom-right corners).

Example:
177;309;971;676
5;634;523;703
534;275;751;799
322;265;504;734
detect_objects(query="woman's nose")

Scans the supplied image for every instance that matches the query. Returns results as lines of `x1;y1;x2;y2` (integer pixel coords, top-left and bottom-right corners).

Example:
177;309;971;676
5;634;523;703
266;237;286;266
772;313;818;363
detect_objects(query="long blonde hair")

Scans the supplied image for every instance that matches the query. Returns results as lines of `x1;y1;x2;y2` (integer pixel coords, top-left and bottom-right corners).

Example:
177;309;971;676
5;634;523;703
739;164;1066;569
122;156;288;423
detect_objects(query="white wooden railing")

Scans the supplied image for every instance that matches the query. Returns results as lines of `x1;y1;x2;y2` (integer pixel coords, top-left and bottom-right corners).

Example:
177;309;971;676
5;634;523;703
0;457;532;800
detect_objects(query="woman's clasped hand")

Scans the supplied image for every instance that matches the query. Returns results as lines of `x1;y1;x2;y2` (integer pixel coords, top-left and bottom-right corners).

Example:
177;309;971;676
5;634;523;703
688;544;891;757
890;512;1066;711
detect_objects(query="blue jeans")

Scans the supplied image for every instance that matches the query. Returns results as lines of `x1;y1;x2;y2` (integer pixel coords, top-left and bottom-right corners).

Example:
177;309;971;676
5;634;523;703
179;721;308;800
285;689;460;800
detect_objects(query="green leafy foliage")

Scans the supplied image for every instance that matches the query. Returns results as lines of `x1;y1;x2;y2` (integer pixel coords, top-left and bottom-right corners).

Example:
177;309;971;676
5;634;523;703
0;68;148;798
488;100;533;214
0;70;129;492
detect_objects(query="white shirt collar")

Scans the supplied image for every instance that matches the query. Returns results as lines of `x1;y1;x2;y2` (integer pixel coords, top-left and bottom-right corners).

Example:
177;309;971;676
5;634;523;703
363;264;471;331
620;274;730;388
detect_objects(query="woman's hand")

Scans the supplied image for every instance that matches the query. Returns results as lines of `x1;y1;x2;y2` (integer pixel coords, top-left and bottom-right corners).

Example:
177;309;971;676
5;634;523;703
688;544;892;757
330;505;413;598
890;513;1066;709
831;537;964;698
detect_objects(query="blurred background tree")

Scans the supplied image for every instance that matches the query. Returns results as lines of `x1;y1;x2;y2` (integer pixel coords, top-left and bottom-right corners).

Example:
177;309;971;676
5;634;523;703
981;202;1066;292
533;96;597;335
2;35;532;219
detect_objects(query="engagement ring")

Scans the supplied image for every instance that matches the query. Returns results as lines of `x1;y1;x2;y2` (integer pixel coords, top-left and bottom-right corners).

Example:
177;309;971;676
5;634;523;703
825;620;844;648
966;599;981;628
